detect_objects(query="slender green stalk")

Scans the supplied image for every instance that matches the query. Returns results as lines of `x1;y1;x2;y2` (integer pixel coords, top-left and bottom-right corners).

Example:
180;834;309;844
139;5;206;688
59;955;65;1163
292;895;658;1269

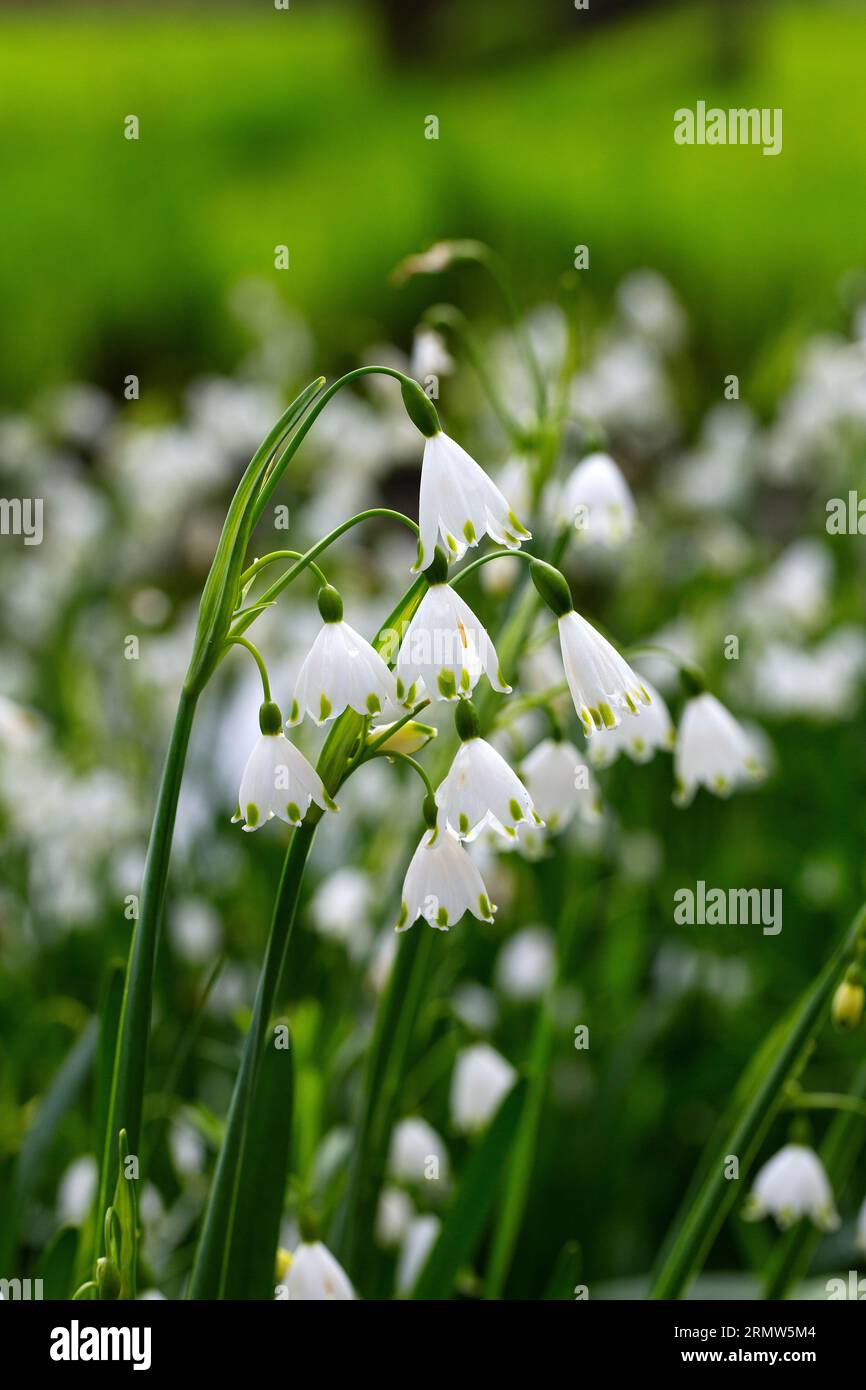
240;549;328;590
249;365;434;527
95;686;198;1244
450;547;535;589
787;1091;866;1119
230;509;418;638
363;748;435;801
188;822;317;1298
225;635;271;701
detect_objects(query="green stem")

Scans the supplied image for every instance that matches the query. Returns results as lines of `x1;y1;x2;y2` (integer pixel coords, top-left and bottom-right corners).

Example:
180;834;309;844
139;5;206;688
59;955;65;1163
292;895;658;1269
249;366;433;528
362;748;435;801
241;549;328;590
95;685;198;1250
358;700;431;763
188;823;317;1298
230;509;418;639
450;548;535;589
787;1092;866;1120
224;635;271;702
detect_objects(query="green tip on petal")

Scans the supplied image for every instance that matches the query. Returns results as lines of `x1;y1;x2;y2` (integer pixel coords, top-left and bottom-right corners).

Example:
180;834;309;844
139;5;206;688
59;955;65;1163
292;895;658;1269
318;692;333;722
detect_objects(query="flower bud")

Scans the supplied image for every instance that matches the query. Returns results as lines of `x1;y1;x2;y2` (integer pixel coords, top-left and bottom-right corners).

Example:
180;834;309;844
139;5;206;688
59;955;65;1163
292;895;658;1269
96;1256;122;1301
832;976;865;1031
317;584;344;624
368;721;437;755
529;559;573;618
454;698;480;742
400;378;440;438
258;700;283;735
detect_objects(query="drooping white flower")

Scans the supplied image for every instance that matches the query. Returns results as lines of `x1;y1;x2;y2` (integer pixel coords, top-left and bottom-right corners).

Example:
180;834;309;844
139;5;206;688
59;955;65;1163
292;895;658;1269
388;1118;450;1186
744;1144;839;1232
411;327;454;381
588;677;674;769
283;1241;356;1300
557;452;637;547
396;1215;441;1295
376;1186;416;1249
495;926;556;1002
436;704;541;841
521;737;599;831
674;692;763;805
395;580;510;703
450;1043;517;1134
233;713;336;832
396;821;496;931
558;610;650;736
415;431;530;571
289;586;400;725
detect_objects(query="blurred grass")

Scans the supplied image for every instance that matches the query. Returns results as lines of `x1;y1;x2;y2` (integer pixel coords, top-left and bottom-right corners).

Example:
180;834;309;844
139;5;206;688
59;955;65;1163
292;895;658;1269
1;1;865;401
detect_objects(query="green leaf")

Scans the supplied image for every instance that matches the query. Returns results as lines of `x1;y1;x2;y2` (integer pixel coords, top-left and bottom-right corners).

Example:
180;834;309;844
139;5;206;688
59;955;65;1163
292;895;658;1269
112;1129;139;1299
186;377;324;692
649;907;865;1300
411;1080;526;1299
0;1017;96;1274
220;1018;295;1300
35;1227;80;1300
542;1240;582;1300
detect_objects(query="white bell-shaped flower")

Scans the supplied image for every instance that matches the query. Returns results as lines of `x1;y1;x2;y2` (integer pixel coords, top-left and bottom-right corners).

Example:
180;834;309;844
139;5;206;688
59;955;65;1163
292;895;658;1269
396;1215;441;1295
283;1240;356;1300
450;1043;517;1134
558;451;637;547
388;1117;450;1186
233;705;336;831
396;817;496;931
289;585;400;725
674;692;763;805
395;574;510;703
744;1143;839;1232
558;610;651;736
588;677;674;768
521;737;600;831
415;430;530;571
435;700;540;841
376;1186;416;1249
495;926;556;1002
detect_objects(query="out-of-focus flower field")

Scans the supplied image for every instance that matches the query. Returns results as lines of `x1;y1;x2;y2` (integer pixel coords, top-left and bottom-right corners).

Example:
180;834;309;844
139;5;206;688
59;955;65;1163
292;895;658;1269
3;1;866;1303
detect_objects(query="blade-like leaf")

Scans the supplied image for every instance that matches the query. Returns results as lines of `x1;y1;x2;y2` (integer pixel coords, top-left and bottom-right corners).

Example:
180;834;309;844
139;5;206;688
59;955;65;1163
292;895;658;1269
220;1018;294;1300
411;1080;526;1299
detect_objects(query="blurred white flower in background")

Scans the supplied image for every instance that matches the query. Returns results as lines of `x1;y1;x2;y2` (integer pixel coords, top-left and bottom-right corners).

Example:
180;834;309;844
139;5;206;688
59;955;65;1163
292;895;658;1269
674;693;763;805
450;1043;517;1134
57;1156;97;1227
495;926;556;1002
616;269;687;354
451;981;498;1034
169;897;222;966
376;1186;415;1250
311;866;374;961
554;451;637;548
388;1117;450;1187
744;1144;839;1232
396;1214;441;1296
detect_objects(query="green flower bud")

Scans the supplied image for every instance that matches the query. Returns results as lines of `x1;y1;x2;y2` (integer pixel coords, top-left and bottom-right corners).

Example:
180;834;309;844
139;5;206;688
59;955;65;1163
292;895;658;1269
259;700;283;735
529;559;573;618
317;584;344;623
424;546;449;586
679;665;707;698
400;378;440;437
96;1256;122;1301
454;699;480;742
832;977;865;1031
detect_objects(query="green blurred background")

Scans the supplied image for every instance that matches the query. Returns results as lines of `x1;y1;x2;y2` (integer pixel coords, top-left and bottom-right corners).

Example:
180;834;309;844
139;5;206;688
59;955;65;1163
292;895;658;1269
1;0;865;406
